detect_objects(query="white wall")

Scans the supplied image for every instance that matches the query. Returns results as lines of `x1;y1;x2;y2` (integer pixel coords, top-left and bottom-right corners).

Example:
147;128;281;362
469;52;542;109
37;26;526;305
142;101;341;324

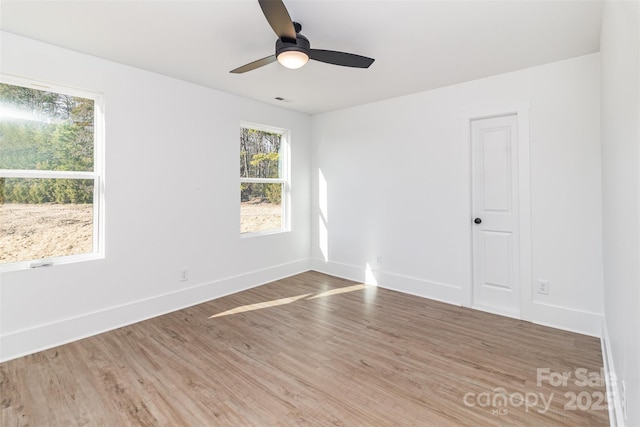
0;27;617;376
0;32;312;361
311;53;604;336
600;0;640;425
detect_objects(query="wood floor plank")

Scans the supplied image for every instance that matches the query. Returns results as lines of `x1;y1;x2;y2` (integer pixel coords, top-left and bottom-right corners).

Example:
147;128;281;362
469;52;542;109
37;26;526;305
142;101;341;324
0;271;609;426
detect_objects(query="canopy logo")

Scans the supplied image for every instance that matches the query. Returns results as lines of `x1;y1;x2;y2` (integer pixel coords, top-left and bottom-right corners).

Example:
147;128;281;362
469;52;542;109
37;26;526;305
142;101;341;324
462;367;609;417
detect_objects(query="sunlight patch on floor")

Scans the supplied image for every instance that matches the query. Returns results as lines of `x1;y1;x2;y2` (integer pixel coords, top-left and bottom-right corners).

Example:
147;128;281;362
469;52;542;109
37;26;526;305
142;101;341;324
307;284;366;300
209;293;312;318
209;282;370;318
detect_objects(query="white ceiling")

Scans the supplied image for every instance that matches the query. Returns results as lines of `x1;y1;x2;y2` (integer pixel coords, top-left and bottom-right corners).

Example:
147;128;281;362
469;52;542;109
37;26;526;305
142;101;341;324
0;0;603;115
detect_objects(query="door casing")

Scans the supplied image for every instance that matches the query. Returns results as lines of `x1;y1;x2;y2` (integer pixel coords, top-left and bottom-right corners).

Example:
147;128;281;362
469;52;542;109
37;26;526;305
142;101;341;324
458;103;532;321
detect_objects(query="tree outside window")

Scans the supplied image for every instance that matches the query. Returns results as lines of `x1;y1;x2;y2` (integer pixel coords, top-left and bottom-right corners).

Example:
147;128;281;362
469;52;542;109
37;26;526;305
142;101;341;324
240;125;288;234
0;78;103;267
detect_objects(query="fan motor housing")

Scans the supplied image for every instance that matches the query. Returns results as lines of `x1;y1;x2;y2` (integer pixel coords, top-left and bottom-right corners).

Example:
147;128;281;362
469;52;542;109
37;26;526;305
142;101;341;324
276;34;310;56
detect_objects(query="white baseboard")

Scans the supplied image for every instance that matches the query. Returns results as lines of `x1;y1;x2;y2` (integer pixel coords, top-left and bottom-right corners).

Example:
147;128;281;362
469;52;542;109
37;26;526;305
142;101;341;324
311;258;463;306
2;259;606;364
0;259;310;363
310;258;367;283
601;318;624;427
312;259;604;338
530;301;603;337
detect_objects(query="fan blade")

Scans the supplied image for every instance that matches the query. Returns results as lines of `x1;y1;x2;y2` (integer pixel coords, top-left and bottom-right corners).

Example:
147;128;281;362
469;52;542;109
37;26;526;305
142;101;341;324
230;55;277;74
258;0;296;42
310;49;375;68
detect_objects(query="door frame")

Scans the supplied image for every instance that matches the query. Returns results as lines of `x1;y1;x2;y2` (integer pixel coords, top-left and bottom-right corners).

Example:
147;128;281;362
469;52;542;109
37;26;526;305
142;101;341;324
458;103;532;321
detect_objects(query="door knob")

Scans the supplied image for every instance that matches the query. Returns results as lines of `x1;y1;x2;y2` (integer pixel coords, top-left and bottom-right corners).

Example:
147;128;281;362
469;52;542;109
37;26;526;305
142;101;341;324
474;218;482;224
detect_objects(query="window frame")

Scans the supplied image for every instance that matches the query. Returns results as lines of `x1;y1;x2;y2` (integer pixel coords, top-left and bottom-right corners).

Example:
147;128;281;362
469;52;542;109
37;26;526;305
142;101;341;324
0;74;105;271
239;122;290;237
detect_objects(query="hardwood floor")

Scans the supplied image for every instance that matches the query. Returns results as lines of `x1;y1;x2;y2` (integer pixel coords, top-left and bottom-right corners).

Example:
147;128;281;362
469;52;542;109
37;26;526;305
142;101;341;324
1;271;608;426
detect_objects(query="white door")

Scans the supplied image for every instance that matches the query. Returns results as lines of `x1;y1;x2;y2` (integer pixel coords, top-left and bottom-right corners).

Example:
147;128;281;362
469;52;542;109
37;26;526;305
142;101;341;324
471;114;520;318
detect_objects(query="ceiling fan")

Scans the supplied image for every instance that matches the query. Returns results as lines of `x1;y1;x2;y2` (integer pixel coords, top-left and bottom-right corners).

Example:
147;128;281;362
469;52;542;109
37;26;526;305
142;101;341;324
230;0;375;74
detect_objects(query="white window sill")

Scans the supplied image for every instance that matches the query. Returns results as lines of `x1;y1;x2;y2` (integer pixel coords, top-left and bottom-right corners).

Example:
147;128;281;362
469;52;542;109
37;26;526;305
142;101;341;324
240;228;290;239
0;252;104;273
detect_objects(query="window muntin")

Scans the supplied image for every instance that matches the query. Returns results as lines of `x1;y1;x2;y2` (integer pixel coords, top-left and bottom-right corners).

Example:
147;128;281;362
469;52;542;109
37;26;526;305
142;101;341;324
0;76;103;268
240;124;288;235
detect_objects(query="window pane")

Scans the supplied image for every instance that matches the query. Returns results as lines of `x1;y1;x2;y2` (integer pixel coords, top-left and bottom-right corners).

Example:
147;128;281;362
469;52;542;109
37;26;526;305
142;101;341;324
240;128;281;179
240;183;282;233
0;83;94;171
0;178;94;264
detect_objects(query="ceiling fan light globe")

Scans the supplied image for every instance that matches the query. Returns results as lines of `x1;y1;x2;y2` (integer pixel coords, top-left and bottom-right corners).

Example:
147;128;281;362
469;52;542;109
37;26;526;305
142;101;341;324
277;50;309;69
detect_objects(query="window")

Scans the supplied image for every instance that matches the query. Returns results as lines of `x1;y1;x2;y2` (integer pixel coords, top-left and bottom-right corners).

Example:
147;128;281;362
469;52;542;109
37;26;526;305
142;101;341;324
0;76;103;269
240;124;289;235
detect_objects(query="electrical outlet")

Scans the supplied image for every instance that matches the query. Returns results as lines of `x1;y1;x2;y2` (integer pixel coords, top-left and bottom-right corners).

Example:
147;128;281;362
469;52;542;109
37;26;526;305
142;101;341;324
376;255;382;266
622;380;627;420
538;279;549;295
179;269;189;282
